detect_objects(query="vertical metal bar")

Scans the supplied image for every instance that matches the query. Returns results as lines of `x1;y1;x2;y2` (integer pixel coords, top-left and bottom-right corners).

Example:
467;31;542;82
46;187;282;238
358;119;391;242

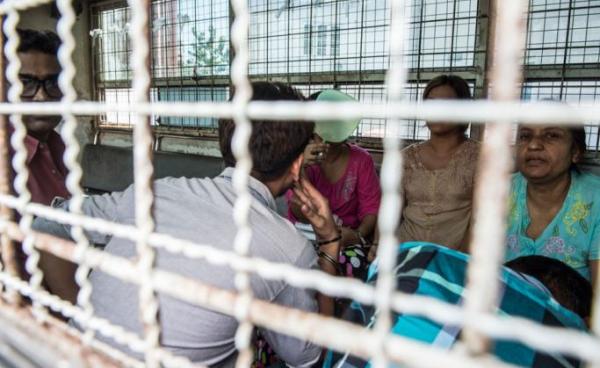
3;5;45;318
128;0;161;367
308;0;314;89
462;0;527;356
450;0;458;68
415;0;426;140
559;0;574;101
372;0;410;367
56;0;95;343
0;13;20;305
229;0;254;367
333;0;339;87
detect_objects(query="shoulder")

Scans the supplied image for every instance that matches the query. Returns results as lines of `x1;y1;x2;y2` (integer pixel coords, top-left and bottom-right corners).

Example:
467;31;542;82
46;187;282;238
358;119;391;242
576;171;600;188
348;144;372;159
401;142;421;154
253;213;316;267
348;144;376;167
463;138;480;153
400;142;422;164
573;171;600;203
457;138;480;162
47;130;66;150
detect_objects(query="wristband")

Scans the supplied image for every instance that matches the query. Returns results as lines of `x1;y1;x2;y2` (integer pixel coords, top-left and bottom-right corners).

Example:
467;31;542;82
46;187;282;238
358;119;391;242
317;234;342;246
318;251;340;274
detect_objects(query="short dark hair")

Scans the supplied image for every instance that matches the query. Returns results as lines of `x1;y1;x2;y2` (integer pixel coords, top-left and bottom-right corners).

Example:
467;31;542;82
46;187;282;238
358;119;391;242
16;29;61;56
219;82;314;181
505;255;592;320
423;74;472;100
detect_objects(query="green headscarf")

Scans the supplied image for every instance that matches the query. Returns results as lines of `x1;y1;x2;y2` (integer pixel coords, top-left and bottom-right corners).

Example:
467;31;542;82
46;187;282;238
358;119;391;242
314;89;360;143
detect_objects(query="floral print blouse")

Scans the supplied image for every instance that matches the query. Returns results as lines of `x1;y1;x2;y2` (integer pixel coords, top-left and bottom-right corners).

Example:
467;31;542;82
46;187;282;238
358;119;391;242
506;171;600;281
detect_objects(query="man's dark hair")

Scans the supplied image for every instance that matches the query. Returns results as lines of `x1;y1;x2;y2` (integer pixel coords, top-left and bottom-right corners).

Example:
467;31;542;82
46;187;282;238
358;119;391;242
218;82;314;182
16;29;61;56
505;255;592;320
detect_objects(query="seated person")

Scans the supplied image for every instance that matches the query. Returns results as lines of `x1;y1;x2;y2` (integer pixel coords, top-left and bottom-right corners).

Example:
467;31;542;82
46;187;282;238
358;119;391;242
396;75;479;252
287;89;381;279
7;28;74;302
324;243;590;368
33;82;344;367
507;123;600;284
10;28;69;206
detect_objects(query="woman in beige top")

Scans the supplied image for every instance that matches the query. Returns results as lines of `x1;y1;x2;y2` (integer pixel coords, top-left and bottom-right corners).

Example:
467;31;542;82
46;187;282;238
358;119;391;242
397;75;479;251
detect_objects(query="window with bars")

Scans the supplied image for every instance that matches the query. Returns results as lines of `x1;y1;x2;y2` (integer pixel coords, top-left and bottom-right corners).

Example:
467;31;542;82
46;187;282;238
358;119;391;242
91;0;600;151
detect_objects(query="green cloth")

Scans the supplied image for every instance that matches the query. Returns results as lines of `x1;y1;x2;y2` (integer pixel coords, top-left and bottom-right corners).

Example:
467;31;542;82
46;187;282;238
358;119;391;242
314;89;360;143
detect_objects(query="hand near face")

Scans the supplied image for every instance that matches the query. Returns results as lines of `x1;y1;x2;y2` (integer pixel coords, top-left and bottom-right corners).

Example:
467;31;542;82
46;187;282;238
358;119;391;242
291;177;338;240
303;141;329;166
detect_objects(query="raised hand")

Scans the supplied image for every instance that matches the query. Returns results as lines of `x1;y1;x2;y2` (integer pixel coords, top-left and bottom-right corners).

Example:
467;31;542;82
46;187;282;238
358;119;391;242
303;141;329;166
292;177;338;241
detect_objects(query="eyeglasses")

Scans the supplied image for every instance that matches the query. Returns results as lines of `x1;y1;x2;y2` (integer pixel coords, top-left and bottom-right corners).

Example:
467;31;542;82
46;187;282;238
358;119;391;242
18;74;62;99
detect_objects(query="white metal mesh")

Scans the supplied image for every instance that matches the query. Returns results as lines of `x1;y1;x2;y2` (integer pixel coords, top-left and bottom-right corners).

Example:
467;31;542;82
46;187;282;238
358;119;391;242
0;0;598;367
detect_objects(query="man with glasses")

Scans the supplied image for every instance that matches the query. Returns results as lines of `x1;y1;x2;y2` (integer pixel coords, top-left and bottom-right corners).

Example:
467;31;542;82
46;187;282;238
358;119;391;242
7;29;74;302
10;28;69;206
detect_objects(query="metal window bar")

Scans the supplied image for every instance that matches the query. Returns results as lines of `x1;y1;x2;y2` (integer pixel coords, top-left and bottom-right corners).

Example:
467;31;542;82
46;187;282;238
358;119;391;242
89;0;600;150
0;1;600;367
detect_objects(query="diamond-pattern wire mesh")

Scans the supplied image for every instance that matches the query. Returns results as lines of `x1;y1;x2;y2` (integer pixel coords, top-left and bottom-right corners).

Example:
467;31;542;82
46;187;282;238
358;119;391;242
0;0;600;367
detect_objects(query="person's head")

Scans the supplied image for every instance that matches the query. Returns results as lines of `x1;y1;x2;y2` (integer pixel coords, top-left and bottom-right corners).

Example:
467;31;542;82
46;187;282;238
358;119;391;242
308;89;359;147
515;122;586;184
505;255;592;320
218;82;314;196
13;29;63;139
422;75;471;136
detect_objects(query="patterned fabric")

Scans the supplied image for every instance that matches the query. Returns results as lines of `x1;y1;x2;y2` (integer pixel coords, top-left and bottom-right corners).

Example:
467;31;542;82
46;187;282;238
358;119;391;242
397;139;479;250
324;242;587;368
338;244;369;280
506;171;600;280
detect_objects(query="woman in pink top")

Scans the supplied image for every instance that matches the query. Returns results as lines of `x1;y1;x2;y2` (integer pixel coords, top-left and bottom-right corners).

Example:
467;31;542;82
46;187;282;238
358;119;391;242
287;90;381;280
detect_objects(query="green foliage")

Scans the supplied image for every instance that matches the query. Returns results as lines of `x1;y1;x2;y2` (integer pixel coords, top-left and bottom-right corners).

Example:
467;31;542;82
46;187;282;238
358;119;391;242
188;25;228;77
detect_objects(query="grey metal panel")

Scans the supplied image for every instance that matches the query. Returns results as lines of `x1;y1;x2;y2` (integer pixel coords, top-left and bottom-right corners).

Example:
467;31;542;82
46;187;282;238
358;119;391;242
81;144;224;193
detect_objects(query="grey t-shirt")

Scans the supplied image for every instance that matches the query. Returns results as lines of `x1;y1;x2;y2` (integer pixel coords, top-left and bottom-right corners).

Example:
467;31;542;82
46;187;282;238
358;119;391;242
35;168;321;367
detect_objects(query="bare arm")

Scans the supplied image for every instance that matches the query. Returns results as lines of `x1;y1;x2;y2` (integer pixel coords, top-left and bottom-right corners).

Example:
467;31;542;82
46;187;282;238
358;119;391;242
38;251;78;304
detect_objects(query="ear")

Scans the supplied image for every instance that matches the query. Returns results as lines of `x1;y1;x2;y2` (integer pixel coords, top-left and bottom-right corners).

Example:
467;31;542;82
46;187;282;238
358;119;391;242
572;145;582;164
290;154;304;182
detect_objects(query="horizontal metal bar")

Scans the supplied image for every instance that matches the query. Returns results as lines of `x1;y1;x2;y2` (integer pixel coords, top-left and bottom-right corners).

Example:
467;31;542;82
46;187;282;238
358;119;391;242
0;0;55;14
1;100;599;124
0;299;122;368
1;196;600;362
0;222;517;368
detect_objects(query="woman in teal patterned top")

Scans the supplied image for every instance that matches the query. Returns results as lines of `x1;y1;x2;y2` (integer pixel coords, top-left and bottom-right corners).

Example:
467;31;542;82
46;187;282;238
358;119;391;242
506;123;600;283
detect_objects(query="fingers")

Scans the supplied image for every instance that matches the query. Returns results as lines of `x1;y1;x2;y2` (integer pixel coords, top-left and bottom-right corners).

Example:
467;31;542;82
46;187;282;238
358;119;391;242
298;178;329;211
293;183;317;215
